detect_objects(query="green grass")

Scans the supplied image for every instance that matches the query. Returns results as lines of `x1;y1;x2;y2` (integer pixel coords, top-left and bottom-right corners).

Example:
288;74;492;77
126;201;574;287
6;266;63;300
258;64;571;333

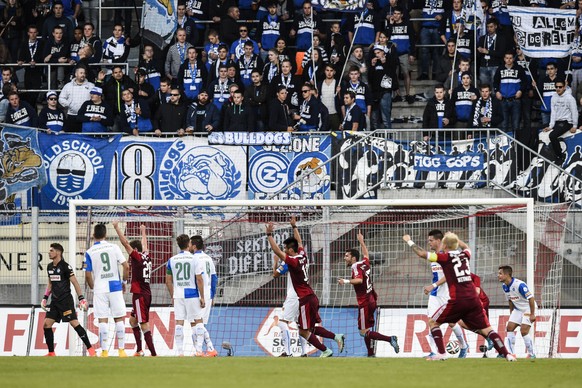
2;357;581;388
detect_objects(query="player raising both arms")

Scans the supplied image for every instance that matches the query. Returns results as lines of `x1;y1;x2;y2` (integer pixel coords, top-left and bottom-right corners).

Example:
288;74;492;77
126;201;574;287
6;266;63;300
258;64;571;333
273;254;308;357
166;234;205;357
338;231;399;357
422;230;469;358
403;232;515;361
84;224;130;357
498;265;537;358
189;235;218;357
42;243;96;357
266;217;345;357
113;222;157;357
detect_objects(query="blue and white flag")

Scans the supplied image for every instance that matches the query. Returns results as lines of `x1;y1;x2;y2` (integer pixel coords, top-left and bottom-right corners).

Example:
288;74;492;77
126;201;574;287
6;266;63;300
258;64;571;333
0;126;47;204
508;6;576;58
141;0;178;49
313;0;365;12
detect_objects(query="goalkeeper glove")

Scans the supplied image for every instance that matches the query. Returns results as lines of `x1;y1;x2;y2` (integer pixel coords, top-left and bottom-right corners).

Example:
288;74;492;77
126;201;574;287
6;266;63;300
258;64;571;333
41;296;49;312
78;295;88;311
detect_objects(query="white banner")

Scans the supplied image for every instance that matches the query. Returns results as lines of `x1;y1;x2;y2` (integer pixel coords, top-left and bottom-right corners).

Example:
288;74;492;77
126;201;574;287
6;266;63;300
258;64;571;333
3;307;582;357
508;6;576;58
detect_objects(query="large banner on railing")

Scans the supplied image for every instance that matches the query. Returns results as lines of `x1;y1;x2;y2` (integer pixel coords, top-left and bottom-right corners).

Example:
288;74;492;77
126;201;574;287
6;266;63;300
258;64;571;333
0;126;46;206
248;134;331;200
37;134;247;210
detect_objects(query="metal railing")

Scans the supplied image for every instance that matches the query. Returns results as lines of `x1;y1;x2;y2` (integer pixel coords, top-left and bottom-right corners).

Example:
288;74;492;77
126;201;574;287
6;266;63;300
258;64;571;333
6;62;131;94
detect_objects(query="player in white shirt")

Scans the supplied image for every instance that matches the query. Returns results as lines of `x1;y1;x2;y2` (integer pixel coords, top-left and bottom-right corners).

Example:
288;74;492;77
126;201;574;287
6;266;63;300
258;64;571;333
498;265;538;358
84;224;129;357
166;234;205;356
189;235;218;357
272;255;308;357
423;229;469;358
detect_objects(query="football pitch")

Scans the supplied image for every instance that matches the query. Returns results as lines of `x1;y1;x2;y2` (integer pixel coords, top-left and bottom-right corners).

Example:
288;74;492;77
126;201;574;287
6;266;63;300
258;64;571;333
2;357;581;388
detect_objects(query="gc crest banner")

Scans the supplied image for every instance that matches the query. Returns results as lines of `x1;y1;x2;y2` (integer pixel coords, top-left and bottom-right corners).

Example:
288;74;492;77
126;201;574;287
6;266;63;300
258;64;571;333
508;6;576;58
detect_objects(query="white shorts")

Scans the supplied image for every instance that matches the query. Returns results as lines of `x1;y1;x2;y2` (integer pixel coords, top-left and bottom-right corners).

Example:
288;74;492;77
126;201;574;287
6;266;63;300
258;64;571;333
174;298;199;322
94;291;126;319
280;296;299;323
508;309;533;327
202;298;212;324
427;295;448;317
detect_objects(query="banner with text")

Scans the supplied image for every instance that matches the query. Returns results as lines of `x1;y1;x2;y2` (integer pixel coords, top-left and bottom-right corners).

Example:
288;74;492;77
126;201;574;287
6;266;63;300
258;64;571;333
508;6;576;58
2;307;582;357
248;134;331;200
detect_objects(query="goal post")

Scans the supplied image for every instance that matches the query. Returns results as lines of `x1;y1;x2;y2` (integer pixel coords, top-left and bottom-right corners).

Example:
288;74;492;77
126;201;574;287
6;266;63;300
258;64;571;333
68;197;562;358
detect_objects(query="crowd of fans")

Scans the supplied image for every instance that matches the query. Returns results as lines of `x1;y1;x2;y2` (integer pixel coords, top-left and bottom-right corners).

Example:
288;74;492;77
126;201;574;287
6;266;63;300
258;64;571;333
0;0;582;159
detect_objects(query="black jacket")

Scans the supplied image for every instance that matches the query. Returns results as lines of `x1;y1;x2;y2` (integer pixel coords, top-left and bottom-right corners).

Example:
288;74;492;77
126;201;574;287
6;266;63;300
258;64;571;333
268;99;293;131
154;102;187;133
222;103;253;131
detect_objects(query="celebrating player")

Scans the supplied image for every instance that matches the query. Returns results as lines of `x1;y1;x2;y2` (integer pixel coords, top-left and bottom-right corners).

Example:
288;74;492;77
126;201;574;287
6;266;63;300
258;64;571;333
42;243;96;357
266;216;345;357
498;265;538;358
337;231;399;357
422;230;469;358
273;254;308;357
403;232;515;361
84;224;130;357
112;222;157;357
166;234;205;357
189;235;218;357
470;272;494;354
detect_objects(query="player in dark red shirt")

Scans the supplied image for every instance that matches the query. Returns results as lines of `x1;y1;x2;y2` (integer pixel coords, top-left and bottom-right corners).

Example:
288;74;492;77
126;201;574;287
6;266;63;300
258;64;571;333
113;222;157;357
403;232;515;361
338;231;399;357
470;272;495;353
267;216;345;357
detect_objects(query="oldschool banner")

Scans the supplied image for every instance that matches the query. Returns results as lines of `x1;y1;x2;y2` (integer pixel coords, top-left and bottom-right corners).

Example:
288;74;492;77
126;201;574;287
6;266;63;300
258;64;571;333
508;6;576;58
0;126;47;205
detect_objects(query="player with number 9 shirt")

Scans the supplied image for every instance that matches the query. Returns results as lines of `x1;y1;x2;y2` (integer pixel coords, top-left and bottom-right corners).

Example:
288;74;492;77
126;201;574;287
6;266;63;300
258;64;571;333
266;216;345;358
113;222;157;356
84;223;129;357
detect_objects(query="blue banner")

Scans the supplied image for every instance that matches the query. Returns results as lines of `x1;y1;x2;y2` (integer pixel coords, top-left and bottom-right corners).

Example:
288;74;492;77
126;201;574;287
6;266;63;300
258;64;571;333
141;0;178;48
0;126;47;205
38;133;122;209
413;153;484;172
113;137;246;201
248;134;331;200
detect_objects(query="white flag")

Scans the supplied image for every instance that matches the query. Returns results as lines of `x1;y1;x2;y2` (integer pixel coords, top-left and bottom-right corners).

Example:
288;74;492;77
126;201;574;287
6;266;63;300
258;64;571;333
508;6;576;58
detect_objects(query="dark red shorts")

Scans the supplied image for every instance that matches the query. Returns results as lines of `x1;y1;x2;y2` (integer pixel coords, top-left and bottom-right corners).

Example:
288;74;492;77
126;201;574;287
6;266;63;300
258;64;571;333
432;298;490;331
131;293;151;323
298;294;322;330
358;294;377;330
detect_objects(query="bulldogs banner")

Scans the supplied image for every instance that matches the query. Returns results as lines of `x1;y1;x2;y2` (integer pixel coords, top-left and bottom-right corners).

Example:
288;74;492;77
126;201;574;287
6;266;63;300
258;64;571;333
508;6;576;58
0;126;47;205
113;137;246;201
248;134;331;200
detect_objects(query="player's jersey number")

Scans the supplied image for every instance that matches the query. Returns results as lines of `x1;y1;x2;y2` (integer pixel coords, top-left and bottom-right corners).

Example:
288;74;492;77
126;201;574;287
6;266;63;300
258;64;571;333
452;256;471;279
143;261;152;283
101;252;111;272
365;268;372;293
175;262;191;281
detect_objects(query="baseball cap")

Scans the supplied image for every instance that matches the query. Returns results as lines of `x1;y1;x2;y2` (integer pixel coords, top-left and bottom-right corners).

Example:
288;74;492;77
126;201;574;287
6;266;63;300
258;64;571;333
46;91;57;100
90;86;102;96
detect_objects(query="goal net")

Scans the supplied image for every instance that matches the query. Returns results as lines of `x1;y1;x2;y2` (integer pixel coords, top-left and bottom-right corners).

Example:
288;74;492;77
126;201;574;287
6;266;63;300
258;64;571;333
67;198;563;358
